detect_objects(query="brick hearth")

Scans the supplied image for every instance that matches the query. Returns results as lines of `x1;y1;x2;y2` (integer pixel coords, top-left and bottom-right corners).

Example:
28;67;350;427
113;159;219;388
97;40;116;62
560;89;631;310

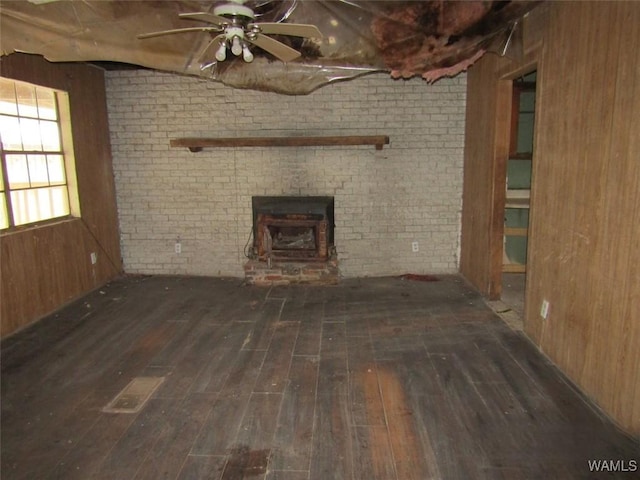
244;257;339;286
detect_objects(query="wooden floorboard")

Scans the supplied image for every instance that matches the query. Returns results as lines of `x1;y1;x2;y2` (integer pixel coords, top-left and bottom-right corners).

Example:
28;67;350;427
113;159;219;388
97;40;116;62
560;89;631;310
1;275;638;480
133;393;217;480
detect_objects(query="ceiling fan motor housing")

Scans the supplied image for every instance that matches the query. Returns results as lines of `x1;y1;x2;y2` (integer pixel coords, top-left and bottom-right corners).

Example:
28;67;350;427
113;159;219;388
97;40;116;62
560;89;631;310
213;3;255;21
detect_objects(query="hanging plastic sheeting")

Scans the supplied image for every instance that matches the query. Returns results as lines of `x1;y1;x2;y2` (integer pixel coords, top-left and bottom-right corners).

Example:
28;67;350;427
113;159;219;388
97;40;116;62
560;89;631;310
0;0;540;95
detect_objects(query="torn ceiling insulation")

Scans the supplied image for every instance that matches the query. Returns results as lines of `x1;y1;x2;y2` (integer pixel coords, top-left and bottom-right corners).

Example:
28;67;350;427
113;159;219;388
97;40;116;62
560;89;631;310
0;0;540;94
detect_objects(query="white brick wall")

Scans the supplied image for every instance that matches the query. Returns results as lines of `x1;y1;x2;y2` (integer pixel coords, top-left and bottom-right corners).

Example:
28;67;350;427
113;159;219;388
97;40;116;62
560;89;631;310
106;71;466;278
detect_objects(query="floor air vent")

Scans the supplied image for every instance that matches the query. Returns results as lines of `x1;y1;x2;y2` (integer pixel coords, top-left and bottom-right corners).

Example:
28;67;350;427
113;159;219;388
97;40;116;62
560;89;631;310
102;376;164;414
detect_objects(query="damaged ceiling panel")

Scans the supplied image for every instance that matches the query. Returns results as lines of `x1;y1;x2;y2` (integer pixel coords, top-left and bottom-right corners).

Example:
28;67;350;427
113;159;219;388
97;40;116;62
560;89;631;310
0;0;540;94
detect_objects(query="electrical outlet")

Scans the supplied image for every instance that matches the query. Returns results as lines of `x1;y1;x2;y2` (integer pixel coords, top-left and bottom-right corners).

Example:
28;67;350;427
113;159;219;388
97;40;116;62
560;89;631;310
412;241;419;253
90;252;97;265
540;299;550;319
175;242;182;254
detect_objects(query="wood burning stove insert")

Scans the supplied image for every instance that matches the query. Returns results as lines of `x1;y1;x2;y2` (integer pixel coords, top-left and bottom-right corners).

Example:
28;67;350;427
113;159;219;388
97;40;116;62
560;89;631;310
252;196;334;262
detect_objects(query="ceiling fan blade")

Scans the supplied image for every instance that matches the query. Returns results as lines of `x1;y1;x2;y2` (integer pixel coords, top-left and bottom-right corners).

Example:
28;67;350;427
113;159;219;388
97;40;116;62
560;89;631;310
137;26;220;39
255;22;323;39
178;12;230;26
249;33;301;62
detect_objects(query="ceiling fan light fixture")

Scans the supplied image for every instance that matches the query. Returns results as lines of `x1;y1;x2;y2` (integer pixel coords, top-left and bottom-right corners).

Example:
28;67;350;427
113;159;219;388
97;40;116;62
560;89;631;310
215;42;227;61
231;36;243;56
137;2;320;65
242;44;254;62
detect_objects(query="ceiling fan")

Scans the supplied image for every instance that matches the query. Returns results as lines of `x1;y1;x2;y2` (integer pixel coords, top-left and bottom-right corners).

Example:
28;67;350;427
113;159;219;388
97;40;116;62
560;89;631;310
137;0;323;64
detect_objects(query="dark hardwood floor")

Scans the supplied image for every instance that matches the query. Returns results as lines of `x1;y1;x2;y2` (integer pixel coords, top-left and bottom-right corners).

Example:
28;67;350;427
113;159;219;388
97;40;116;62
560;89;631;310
1;275;638;479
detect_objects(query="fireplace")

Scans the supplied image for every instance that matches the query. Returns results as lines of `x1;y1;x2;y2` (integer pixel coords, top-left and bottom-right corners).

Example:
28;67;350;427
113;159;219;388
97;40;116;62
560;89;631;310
252;196;334;262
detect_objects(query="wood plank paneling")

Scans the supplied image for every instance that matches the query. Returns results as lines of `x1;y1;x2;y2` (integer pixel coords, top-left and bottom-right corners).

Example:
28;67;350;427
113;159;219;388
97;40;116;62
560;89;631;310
461;2;640;434
0;54;121;338
594;0;640;434
459;53;500;297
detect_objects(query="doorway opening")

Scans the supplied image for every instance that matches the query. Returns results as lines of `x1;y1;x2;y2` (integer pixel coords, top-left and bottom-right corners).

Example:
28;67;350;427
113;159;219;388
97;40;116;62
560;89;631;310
502;71;536;319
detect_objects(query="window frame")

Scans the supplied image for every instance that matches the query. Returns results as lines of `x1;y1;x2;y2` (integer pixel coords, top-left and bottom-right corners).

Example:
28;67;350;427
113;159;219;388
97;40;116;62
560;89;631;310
0;77;80;232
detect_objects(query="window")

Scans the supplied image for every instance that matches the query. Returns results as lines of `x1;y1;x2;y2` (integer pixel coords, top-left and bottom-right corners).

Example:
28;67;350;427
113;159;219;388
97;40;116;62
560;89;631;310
0;77;79;229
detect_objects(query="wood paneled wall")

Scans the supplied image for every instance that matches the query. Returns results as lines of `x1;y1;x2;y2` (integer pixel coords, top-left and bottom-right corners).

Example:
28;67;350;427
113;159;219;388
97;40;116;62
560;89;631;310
0;54;122;338
459;53;511;299
461;2;640;435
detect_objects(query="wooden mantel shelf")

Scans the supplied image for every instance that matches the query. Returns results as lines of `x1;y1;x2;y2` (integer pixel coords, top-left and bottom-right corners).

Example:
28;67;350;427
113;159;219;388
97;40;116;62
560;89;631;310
170;135;390;152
